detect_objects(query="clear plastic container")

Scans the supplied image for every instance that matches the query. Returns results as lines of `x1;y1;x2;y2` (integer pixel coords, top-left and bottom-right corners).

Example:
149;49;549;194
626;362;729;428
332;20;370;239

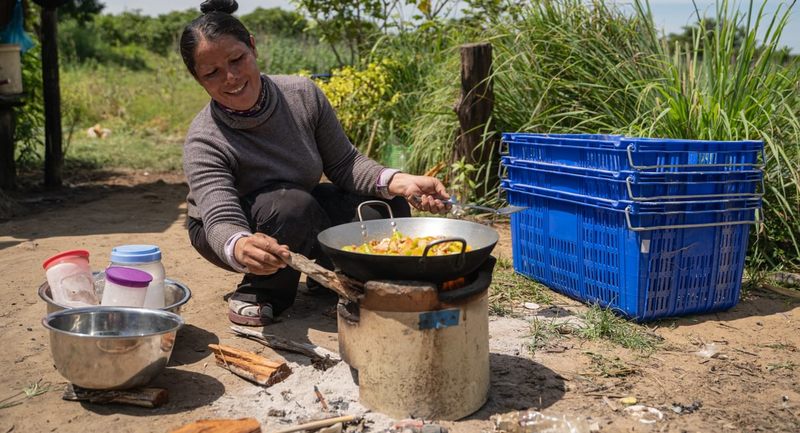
42;249;98;307
100;266;151;307
110;245;166;309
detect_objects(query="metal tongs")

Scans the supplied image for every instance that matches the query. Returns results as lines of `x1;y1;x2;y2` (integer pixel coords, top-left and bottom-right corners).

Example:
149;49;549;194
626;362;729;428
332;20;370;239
444;196;526;216
412;195;526;216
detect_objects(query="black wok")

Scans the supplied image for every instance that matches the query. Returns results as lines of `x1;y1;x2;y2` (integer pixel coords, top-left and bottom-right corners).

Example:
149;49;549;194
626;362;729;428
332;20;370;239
317;202;499;283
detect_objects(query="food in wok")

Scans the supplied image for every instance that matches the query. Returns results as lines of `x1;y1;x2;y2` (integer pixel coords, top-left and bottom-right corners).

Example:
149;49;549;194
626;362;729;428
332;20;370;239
341;231;471;256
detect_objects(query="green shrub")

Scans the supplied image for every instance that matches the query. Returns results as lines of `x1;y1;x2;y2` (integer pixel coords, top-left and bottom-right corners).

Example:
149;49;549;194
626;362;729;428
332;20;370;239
310;59;401;153
13;46;45;169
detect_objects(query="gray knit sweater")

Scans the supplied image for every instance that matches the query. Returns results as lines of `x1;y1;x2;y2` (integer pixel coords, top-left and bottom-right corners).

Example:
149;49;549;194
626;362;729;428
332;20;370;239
183;75;385;261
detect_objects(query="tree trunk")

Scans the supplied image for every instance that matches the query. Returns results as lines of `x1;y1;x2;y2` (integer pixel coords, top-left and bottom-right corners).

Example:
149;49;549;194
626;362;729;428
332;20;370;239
40;6;62;189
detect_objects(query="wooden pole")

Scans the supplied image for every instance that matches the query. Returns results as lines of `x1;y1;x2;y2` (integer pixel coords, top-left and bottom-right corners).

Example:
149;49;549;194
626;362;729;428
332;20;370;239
40;5;62;188
454;42;497;197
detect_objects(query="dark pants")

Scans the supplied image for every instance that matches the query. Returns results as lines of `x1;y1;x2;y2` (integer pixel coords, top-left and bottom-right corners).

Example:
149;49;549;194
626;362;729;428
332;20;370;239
188;183;410;315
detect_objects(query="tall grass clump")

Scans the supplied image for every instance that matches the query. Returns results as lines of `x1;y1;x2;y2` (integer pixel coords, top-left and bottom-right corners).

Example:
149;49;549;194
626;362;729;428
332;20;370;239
368;21;488;182
364;27;476;174
488;0;666;134
391;1;669;205
632;0;800;271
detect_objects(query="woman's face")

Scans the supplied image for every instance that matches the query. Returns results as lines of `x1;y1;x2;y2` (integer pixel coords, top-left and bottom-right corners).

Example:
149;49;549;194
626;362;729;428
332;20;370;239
193;34;261;111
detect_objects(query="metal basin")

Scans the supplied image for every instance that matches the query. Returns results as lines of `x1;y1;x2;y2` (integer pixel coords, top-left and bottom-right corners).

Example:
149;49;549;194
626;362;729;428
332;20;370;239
43;307;184;390
38;273;191;315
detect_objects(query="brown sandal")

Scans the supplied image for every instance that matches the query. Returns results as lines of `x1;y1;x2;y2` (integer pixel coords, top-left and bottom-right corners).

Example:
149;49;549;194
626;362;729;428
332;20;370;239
228;298;274;326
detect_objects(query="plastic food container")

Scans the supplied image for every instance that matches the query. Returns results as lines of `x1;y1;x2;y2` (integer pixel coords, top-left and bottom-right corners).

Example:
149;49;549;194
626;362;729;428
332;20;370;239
100;266;152;307
110;245;166;309
42;250;97;307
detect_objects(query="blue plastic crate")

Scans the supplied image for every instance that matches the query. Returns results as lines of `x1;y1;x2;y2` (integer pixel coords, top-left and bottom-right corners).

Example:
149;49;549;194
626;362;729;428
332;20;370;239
502;182;758;321
504;179;762;219
501;156;763;201
502;133;763;173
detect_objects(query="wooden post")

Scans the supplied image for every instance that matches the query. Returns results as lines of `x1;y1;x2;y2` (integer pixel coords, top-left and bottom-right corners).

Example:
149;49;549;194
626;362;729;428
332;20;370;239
40;5;62;188
454;42;497;197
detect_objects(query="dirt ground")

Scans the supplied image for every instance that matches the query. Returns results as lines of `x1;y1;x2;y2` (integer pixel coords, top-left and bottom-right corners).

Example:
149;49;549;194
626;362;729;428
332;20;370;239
1;172;799;433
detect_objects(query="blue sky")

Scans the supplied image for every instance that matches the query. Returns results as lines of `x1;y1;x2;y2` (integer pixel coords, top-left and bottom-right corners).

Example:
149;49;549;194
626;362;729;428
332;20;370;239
101;0;800;52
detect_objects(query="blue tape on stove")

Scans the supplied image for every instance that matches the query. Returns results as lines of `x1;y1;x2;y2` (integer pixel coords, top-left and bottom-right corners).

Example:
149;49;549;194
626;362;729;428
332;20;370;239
418;309;460;330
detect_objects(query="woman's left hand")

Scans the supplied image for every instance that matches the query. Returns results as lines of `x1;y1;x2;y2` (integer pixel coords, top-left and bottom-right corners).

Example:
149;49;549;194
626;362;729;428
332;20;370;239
388;173;452;214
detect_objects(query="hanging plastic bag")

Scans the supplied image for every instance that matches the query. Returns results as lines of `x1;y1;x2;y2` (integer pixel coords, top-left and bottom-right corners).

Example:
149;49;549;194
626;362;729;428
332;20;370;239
0;0;35;53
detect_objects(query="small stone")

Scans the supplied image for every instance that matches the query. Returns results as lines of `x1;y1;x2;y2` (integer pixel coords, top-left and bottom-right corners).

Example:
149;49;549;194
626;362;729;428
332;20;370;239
756;321;764;326
26;327;32;332
523;302;540;310
619;396;638;406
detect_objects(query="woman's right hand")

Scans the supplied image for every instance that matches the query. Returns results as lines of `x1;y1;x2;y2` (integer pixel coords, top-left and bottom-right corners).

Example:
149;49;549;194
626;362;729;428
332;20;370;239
233;233;291;275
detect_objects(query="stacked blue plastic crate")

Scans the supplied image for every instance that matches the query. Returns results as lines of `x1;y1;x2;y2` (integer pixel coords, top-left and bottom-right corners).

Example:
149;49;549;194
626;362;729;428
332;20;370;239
500;133;764;321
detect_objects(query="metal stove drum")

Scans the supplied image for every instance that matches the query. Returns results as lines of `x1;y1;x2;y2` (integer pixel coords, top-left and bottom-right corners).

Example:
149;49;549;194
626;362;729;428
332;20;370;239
316;201;500;420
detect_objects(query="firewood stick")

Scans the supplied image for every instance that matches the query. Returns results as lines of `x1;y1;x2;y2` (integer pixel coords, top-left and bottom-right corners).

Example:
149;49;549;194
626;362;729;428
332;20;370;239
270;415;358;433
209;344;291;386
169;418;261;433
283;252;362;302
62;384;168;408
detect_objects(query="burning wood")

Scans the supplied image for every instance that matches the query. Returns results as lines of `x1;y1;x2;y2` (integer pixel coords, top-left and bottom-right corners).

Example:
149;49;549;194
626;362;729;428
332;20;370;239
208;344;291;386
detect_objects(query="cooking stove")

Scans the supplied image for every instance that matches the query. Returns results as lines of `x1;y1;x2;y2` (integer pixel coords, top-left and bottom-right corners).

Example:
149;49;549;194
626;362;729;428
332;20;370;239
335;256;496;420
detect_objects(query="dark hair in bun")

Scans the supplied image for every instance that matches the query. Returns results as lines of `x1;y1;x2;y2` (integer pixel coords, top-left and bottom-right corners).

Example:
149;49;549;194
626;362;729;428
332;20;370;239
180;0;252;76
200;0;238;15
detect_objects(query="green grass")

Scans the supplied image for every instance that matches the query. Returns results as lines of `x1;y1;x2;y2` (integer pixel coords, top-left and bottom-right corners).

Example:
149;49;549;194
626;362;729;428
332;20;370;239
17;53;205;172
578;305;662;351
528;317;573;353
489;256;554;315
65;132;184;172
0;380;52;410
60;54;209;136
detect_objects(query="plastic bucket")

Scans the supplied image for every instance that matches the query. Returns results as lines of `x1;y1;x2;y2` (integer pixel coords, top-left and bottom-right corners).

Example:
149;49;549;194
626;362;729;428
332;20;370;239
0;44;22;94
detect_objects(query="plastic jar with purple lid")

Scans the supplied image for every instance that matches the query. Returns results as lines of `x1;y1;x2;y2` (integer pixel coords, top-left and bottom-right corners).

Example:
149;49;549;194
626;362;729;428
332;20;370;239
100;266;152;307
110;245;166;309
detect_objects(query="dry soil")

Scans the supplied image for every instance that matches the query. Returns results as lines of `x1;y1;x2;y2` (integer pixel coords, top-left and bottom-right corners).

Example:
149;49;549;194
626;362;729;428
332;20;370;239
0;172;798;433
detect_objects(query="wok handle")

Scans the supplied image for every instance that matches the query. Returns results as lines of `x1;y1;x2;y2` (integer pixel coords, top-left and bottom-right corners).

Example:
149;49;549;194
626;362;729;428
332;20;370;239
356;200;394;222
421;238;467;270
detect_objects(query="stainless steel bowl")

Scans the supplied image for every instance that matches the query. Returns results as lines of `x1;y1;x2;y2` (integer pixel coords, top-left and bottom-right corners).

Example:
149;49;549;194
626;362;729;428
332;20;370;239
38;273;191;316
43;307;184;390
